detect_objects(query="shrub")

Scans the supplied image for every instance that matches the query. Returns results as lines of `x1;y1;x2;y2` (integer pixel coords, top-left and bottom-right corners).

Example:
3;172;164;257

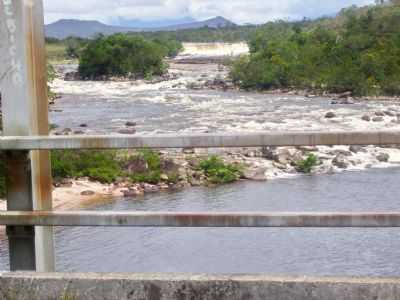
296;154;318;173
78;34;168;79
197;156;242;184
128;149;163;184
51;150;121;183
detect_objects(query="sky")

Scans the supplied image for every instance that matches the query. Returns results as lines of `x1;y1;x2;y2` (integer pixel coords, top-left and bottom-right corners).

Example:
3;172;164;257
43;0;376;26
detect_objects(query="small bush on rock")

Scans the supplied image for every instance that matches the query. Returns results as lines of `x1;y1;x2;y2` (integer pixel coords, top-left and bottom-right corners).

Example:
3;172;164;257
296;154;318;173
197;156;242;184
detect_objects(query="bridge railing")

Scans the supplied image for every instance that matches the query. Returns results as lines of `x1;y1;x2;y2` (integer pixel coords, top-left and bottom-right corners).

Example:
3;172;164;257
2;1;400;274
1;131;400;271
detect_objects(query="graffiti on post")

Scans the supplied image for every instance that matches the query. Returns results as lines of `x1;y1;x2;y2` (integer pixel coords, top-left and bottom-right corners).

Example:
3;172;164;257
2;0;23;87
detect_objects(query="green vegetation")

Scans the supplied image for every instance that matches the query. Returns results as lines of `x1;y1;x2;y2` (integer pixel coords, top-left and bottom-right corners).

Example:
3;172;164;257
51;150;121;183
78;34;182;79
51;149;180;185
152;37;183;58
128;149;180;184
230;1;400;96
46;37;86;63
197;156;242;184
296;154;319;173
0;150;245;198
47;63;56;100
128;149;163;184
46;42;67;63
128;26;256;43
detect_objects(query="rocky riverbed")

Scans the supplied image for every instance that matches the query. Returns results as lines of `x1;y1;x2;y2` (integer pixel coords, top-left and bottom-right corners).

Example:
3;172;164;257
43;42;400;204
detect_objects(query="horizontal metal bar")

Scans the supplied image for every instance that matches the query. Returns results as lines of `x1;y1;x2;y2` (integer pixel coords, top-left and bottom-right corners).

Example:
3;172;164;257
0;131;400;150
1;211;400;227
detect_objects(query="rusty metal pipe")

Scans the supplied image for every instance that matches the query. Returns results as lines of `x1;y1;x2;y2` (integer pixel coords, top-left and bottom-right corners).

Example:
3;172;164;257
1;211;400;227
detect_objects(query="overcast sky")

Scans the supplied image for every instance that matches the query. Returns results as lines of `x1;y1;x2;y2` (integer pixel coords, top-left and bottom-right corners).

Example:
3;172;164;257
43;0;376;26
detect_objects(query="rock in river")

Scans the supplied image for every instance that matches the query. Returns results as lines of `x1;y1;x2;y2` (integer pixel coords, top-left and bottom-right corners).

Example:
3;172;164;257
325;112;336;119
125;121;137;127
376;153;390;162
372;116;384;122
361;115;371;122
332;154;350;169
243;167;268;181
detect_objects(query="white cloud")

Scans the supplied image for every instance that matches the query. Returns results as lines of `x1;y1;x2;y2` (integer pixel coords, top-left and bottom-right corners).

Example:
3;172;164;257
43;0;376;25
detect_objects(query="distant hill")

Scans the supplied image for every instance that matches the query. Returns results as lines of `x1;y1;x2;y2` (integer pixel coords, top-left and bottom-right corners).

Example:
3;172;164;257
160;16;236;31
45;17;237;39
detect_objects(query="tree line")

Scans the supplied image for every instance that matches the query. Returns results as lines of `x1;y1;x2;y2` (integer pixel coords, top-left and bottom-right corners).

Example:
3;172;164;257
230;1;400;96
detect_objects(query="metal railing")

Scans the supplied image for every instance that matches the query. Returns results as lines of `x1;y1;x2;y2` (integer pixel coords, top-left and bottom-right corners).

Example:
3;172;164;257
2;131;400;271
1;1;400;274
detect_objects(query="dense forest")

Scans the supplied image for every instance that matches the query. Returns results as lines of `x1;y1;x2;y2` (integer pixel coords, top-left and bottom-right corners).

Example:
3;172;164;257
230;1;400;96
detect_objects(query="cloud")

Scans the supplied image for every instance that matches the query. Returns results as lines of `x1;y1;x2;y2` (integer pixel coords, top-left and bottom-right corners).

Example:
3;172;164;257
43;0;376;25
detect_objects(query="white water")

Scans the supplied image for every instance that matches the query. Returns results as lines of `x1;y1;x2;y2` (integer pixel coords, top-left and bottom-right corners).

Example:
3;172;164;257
50;43;400;179
179;42;249;58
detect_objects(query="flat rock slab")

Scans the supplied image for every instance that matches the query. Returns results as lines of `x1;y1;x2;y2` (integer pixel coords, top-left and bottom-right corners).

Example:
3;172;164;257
1;273;400;300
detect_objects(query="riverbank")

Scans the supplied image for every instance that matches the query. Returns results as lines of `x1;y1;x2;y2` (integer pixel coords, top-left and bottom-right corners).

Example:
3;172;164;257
1;144;399;213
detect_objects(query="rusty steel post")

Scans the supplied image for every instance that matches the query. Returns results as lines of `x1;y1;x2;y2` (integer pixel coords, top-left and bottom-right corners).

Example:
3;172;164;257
5;151;36;271
0;0;55;271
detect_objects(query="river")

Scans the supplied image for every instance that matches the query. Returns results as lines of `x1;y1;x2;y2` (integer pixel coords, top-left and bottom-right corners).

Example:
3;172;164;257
1;167;400;275
1;43;400;275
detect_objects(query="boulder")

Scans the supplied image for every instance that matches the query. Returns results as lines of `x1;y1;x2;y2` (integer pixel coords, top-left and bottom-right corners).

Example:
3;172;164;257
261;147;276;160
64;72;80;81
325;112;336;119
273;148;303;165
62;128;72;135
125;121;137;127
372;116;384;122
376;153;390;162
349;145;367;153
332;154;350;169
160;159;180;173
189;178;203;187
160;174;169;182
79;123;88;128
80;190;95;196
375;111;385;117
361;115;371;122
384;110;396;117
243;167;268;181
143;184;160;193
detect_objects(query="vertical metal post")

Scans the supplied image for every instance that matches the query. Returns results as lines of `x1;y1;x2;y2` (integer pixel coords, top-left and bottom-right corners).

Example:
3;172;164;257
5;151;36;271
0;0;55;271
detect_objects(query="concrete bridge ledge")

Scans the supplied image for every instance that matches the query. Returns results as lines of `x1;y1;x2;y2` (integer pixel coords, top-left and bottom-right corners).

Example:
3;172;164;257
1;272;400;299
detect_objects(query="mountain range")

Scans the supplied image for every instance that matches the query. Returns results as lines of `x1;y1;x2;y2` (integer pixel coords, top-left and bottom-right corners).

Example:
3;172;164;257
45;16;237;39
